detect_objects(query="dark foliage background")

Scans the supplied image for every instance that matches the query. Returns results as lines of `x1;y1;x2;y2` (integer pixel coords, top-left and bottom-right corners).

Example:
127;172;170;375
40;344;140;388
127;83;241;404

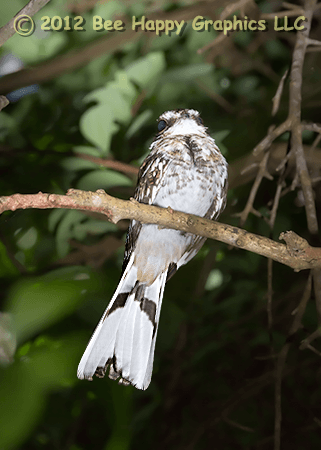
0;0;321;449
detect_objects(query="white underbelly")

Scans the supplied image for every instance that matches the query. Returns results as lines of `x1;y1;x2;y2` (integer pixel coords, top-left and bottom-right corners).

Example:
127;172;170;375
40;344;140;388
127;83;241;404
134;225;193;285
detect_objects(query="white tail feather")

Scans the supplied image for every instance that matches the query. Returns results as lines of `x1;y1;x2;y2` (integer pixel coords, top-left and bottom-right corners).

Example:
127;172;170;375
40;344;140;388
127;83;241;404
77;253;167;390
142;273;167;387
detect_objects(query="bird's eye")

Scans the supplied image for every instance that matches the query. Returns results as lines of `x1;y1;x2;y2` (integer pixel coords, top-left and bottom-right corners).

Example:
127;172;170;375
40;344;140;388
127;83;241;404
158;120;167;132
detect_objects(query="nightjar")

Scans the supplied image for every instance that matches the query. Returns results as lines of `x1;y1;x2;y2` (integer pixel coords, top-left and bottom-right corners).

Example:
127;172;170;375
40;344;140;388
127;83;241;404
77;109;228;390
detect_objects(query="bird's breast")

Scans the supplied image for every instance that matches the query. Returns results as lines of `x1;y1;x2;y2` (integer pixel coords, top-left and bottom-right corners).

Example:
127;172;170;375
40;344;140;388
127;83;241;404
153;161;225;217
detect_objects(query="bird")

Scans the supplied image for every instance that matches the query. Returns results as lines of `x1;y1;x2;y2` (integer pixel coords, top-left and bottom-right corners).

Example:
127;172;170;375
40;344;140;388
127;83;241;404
77;109;228;390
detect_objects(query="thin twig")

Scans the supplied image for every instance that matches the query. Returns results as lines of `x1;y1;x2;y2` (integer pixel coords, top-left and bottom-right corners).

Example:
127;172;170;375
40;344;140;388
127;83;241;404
219;0;253;20
306;45;321;53
274;343;288;450
197;33;227;55
274;271;312;450
290;271;312;332
301;122;321;134
300;328;321;349
304;344;321;357
272;69;289;116
313;269;321;323
195;80;235;113
269;177;286;230
262;10;305;19
306;38;321;47
221;414;255;433
237;151;272;226
310;134;321;151
253;120;291;156
0;231;27;274
74;153;139;176
267;258;273;330
282;2;304;11
267;167;286;346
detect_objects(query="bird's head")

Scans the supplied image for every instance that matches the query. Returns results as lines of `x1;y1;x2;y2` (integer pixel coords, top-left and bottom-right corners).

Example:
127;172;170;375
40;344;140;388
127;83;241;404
156;109;208;138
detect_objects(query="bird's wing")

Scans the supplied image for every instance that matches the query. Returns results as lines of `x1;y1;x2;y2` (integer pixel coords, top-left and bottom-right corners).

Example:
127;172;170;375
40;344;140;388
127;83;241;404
121;153;171;275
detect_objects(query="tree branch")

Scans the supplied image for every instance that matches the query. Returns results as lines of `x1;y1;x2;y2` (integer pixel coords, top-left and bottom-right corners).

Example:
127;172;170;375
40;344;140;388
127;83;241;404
0;0;52;48
74;153;139;177
289;0;319;235
251;0;319;235
1;189;320;272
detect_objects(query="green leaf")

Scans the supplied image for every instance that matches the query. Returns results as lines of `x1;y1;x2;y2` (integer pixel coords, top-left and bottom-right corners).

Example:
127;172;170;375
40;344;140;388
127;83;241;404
158;301;186;351
212;129;230;156
48;209;66;233
16;227;38;250
5;28;66;65
84;85;132;123
83;87;108;104
74;219;117;236
149;33;181;51
160;63;213;83
113;70;137;101
155;82;184;104
0;313;16;366
0;333;84;450
0;362;44;450
33;134;54;151
94;0;126;18
77;169;132;191
0;242;19;277
79;104;119;154
84;54;112;88
73;146;101;157
186;25;217;53
0;0;20;26
264;39;289;59
205;269;224;290
0;112;16;141
105;384;133;450
125;109;153;138
60;157;98;172
125;52;166;89
233;29;253;48
56;210;85;258
212;130;230;142
6;267;95;343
